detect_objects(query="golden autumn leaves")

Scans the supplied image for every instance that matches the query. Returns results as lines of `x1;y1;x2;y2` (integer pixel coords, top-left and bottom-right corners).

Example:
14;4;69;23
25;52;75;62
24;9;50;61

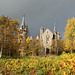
0;15;20;57
0;53;75;75
26;37;30;44
64;17;75;53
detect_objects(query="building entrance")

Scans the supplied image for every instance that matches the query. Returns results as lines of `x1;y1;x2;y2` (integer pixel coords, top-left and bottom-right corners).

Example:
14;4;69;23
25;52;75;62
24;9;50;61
46;48;49;54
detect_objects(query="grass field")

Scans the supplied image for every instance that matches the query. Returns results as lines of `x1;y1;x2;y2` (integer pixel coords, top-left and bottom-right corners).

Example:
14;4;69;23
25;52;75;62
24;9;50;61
0;52;75;75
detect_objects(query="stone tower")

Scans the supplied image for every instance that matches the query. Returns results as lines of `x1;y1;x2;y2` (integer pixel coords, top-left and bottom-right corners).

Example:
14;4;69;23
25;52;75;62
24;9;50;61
19;16;28;40
53;25;57;54
19;16;29;57
53;25;57;40
53;25;61;40
40;27;44;40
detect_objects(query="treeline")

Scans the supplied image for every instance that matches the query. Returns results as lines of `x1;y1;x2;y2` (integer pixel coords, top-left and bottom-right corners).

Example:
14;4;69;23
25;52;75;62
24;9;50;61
19;38;43;57
0;15;43;58
0;15;75;58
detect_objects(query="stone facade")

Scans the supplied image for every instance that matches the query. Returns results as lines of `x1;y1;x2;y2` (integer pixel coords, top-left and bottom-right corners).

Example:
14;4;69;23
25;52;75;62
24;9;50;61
40;26;61;55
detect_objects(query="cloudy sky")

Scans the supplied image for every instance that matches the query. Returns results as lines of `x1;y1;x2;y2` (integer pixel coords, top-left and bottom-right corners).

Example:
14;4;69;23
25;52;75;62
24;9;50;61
0;0;75;39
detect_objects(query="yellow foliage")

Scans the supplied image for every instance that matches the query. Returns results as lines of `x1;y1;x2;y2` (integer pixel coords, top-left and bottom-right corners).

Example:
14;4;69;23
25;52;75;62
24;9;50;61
64;17;75;52
26;37;30;43
0;53;75;74
0;15;20;56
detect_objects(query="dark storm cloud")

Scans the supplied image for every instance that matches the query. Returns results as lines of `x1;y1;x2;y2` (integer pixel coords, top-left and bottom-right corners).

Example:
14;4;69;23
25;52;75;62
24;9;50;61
0;0;75;39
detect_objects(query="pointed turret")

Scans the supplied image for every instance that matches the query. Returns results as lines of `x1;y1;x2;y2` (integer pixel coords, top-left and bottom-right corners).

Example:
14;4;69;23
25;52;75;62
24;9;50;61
54;25;56;32
36;35;39;40
20;16;25;30
19;15;29;40
40;27;44;40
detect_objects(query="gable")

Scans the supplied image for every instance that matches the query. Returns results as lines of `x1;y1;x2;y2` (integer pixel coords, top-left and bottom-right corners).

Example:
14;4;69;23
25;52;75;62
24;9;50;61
41;28;53;47
42;28;53;38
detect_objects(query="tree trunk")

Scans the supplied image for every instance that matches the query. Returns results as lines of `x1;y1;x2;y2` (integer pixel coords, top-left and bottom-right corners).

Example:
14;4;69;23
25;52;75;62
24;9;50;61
71;47;73;54
9;51;10;58
71;42;73;54
57;47;58;55
0;45;3;58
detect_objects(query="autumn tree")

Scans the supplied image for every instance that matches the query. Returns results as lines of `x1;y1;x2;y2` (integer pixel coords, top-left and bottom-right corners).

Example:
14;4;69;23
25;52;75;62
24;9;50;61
31;39;42;56
23;37;32;56
64;17;75;54
19;37;32;56
19;37;43;57
0;15;20;57
57;39;64;55
51;39;64;55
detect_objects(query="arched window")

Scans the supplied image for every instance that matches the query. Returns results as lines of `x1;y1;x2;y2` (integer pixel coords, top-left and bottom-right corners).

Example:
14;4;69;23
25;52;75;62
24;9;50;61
53;34;55;39
46;35;50;43
46;38;49;41
46;38;49;44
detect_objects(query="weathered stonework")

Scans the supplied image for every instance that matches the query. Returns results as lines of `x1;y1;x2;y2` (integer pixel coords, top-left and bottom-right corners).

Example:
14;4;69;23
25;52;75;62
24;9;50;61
40;26;61;56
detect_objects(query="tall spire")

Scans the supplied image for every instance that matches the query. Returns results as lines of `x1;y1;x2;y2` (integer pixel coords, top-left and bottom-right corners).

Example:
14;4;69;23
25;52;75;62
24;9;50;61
54;23;56;32
21;15;25;29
